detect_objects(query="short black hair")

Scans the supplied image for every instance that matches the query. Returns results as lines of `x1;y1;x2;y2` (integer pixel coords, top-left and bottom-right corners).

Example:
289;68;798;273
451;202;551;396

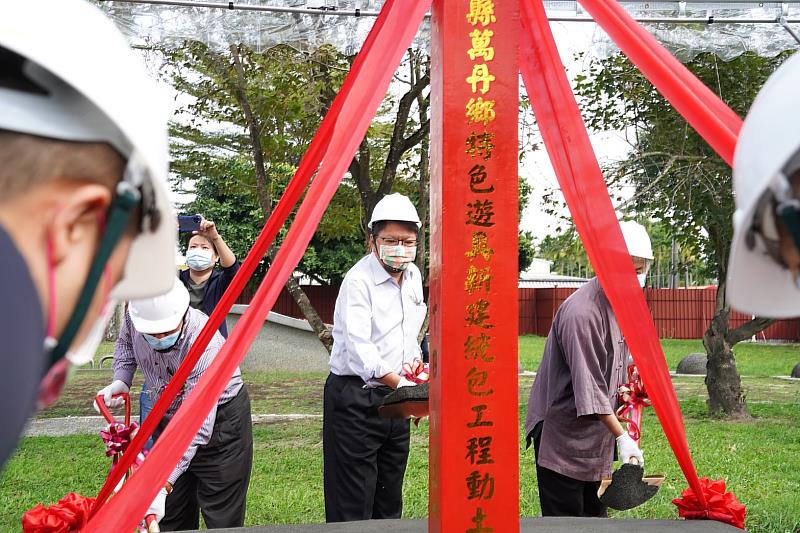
371;220;419;238
185;233;218;255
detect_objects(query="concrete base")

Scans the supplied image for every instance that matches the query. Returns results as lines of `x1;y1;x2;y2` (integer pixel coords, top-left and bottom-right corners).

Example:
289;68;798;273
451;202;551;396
195;518;740;532
227;305;330;373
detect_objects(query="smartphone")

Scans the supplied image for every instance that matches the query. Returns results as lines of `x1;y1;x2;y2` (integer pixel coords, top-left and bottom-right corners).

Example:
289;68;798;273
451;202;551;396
177;215;202;233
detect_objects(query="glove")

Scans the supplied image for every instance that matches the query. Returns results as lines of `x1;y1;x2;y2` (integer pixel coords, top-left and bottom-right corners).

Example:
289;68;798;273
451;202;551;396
94;380;129;412
396;377;417;388
146;487;168;522
616;433;644;466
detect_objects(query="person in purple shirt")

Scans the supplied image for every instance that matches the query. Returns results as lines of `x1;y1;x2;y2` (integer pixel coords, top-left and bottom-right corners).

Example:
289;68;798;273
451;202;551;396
524;221;652;517
96;281;252;530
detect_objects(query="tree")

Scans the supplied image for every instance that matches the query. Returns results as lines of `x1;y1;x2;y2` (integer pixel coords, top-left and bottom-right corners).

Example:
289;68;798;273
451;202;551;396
166;42;358;352
574;51;788;417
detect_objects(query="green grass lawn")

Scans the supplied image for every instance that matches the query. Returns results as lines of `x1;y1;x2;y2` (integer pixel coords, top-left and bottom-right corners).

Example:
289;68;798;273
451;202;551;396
520;335;800;377
2;339;798;532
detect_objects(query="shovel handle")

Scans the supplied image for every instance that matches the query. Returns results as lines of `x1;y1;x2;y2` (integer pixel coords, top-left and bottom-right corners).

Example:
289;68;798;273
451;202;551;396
95;392;131;425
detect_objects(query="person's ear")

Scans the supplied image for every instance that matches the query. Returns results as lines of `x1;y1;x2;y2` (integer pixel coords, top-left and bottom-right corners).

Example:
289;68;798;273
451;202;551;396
46;183;112;265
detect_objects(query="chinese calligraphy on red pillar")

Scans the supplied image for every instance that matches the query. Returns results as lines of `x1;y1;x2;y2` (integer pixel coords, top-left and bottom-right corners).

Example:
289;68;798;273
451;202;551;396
429;0;519;531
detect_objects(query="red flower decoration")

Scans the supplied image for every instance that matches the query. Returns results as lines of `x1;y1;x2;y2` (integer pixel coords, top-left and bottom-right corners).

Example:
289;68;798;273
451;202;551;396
672;477;746;530
22;493;96;533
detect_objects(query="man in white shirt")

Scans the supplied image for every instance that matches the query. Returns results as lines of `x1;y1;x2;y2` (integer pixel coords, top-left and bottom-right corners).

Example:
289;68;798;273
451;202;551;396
323;193;427;522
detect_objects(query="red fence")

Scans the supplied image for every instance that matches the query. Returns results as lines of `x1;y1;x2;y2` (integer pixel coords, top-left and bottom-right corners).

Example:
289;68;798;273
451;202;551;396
237;283;800;341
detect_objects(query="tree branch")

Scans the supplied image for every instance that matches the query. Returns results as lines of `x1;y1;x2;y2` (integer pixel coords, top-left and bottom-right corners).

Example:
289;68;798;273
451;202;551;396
727;317;776;345
228;43;272;216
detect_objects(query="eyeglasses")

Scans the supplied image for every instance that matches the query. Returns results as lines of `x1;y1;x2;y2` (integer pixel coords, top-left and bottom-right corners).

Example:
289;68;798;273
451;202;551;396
377;236;418;248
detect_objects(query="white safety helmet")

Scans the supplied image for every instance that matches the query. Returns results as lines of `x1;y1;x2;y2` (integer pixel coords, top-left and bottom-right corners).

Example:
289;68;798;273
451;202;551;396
0;0;176;301
368;193;421;230
728;53;800;317
620;221;654;260
128;280;190;334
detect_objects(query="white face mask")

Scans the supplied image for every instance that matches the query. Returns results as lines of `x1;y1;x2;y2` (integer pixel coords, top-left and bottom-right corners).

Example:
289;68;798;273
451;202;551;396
186;248;214;271
379;245;417;271
637;274;647;288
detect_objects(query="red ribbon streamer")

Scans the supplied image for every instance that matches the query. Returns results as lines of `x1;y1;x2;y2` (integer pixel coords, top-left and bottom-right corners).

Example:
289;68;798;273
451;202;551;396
88;0;391;515
22;493;95;533
84;2;430;531
520;0;722;515
673;478;747;529
577;0;742;165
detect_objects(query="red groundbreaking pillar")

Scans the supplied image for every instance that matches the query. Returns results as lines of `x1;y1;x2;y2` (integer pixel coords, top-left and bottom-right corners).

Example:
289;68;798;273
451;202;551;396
428;0;519;531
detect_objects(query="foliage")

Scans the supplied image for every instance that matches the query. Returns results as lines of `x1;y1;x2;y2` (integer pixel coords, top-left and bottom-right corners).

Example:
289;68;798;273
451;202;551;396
573;51;790;284
166;42;364;284
536;220;712;286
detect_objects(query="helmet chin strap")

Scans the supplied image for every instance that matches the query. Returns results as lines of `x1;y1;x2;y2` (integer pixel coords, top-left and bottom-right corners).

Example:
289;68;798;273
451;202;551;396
46;183;140;370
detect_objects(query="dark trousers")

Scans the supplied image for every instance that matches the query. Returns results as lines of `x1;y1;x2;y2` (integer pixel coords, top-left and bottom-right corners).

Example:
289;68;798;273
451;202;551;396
323;373;410;523
157;385;253;531
532;422;607;518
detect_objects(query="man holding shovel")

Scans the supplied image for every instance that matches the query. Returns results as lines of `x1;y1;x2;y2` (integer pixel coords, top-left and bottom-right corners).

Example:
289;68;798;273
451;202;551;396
524;221;652;517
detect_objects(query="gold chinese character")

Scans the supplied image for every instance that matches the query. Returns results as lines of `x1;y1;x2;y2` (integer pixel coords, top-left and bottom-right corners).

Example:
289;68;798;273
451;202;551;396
466;436;495;465
465;231;494;261
466;366;493;397
466;64;496;95
467;199;496;227
468;164;495;193
466;132;495;160
465;299;493;329
467;507;493;533
465;265;492;294
464;333;494;362
467;404;493;428
466;0;497;27
468;29;495;61
466;97;496;125
466;470;495;500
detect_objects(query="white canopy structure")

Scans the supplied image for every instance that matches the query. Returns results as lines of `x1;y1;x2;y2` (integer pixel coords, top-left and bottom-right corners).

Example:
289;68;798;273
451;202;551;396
94;0;800;58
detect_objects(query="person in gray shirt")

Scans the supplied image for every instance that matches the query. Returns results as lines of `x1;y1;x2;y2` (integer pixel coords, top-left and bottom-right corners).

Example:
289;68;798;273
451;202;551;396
525;221;651;517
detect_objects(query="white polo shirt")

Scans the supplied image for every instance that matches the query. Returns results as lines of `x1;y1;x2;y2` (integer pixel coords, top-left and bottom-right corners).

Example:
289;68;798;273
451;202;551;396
329;253;427;386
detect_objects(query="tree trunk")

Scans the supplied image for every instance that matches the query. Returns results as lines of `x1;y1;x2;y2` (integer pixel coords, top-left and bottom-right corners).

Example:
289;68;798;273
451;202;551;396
703;305;748;418
228;43;332;354
103;303;125;342
702;278;775;418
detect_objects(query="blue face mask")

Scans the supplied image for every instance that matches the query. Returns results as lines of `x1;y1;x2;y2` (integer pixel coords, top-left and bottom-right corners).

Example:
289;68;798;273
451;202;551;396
186;249;214;271
143;330;182;351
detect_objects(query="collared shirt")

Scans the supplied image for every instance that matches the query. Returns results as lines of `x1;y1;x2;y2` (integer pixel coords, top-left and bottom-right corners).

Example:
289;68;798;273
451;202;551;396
525;278;629;482
0;224;45;470
113;307;242;484
329;253;427;387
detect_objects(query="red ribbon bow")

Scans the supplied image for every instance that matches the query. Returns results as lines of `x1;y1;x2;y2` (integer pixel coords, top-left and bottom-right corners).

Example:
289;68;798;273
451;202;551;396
616;365;652;442
402;362;430;384
22;493;96;533
672;477;746;529
99;421;139;457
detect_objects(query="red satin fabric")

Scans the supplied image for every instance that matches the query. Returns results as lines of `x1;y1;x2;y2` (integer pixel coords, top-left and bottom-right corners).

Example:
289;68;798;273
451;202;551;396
616;365;651;443
84;1;430;530
577;0;742;165
89;0;391;515
22;493;95;533
673;478;747;529
520;0;712;513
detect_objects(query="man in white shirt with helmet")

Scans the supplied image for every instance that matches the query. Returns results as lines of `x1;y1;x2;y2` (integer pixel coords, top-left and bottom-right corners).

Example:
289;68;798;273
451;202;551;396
323;193;427;522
